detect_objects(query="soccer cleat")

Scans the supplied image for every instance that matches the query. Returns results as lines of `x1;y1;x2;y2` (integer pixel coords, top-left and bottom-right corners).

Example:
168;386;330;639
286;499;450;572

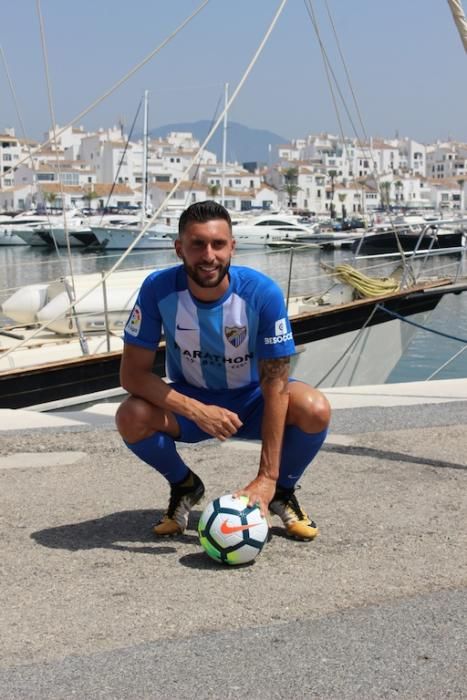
269;485;319;541
153;471;205;536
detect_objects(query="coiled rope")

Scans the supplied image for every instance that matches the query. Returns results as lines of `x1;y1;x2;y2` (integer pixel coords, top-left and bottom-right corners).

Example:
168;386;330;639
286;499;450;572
328;264;400;298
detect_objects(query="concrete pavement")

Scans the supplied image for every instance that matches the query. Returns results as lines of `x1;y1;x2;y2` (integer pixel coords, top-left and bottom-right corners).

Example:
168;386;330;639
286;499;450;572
0;379;466;698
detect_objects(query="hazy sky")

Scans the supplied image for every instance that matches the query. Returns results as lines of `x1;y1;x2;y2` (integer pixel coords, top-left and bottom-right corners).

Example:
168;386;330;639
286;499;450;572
1;0;466;146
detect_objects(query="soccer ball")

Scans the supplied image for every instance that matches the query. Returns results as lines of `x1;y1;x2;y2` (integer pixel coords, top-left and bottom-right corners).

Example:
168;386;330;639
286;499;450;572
198;494;269;565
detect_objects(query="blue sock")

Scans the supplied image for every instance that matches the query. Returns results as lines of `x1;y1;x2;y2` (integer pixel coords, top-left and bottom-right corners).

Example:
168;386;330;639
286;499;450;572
124;432;190;485
277;426;328;490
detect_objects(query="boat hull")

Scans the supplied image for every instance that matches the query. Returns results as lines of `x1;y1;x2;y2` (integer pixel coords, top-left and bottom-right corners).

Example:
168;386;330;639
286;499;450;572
0;282;457;409
355;229;465;254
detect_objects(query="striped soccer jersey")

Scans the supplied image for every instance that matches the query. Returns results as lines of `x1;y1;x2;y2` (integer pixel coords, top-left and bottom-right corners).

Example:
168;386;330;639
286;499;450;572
123;264;296;391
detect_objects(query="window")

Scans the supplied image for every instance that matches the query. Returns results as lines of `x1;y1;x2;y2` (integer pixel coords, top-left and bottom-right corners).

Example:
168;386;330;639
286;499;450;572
3;154;12;161
61;173;79;185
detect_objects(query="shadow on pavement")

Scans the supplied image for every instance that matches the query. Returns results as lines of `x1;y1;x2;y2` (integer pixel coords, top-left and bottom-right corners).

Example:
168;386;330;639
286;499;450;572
179;551;257;570
324;444;467;471
31;508;203;554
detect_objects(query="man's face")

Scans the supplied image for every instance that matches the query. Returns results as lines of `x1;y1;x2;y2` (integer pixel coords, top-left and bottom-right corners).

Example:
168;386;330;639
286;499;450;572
175;218;235;296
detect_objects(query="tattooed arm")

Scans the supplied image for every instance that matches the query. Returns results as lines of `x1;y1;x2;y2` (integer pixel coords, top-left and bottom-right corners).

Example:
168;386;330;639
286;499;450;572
236;356;291;515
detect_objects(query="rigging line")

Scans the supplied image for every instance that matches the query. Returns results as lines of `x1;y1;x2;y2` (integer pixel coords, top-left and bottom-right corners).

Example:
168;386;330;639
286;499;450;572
36;1;74;272
303;0;348;158
36;0;88;353
314;304;379;388
376;304;467;343
303;0;373;169
100;98;143;219
6;0;211;178
426;343;467;380
0;44;38;175
323;0;369;144
1;0;289;360
303;0;388;233
188;91;224;193
447;0;467;52
304;0;382;194
304;0;397;254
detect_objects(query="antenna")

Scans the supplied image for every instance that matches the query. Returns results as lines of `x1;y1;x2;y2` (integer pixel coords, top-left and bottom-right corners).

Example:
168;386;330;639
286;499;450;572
117;116;125;138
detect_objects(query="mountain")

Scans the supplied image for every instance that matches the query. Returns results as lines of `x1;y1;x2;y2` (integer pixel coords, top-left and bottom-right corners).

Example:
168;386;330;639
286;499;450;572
148;120;288;165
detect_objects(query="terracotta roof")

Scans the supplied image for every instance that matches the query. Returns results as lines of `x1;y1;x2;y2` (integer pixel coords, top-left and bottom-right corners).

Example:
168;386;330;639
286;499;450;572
37;182;134;196
0;184;31;193
150;181;208;192
38;183;83;194
91;183;134;195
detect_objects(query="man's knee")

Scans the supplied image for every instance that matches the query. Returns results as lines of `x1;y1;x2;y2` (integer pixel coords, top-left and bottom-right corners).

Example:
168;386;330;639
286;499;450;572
288;384;331;433
115;396;155;442
309;391;331;432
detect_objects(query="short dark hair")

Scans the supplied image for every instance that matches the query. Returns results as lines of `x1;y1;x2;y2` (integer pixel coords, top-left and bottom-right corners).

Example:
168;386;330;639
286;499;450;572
178;200;232;237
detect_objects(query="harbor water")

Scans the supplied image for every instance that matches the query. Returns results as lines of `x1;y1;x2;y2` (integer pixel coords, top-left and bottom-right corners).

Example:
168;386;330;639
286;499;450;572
1;243;467;383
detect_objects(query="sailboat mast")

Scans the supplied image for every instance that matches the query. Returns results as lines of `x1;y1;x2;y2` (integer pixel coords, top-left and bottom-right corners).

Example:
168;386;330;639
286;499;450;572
142;89;149;222
221;82;229;207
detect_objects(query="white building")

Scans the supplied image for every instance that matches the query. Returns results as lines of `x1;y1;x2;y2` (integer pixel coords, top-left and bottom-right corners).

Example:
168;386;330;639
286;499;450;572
0;129;29;189
0;184;34;211
426;141;467;180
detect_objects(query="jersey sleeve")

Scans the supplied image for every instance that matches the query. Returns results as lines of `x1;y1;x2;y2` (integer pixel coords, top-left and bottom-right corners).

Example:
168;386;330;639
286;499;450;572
256;279;296;360
123;273;162;350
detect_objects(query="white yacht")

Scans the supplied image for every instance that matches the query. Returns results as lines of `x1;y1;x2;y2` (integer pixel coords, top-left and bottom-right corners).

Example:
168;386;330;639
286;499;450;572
0;211;57;247
0;215;27;246
230;211;361;249
91;221;177;250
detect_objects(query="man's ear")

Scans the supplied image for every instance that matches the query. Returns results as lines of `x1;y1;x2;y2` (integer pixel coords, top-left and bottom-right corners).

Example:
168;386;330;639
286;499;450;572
174;239;183;259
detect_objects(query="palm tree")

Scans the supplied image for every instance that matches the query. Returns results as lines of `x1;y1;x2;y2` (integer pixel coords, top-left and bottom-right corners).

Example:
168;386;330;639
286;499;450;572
281;167;300;209
83;187;99;213
457;179;464;211
43;191;58;211
394;180;403;205
208;183;220;200
338;193;347;220
380;181;391;210
328;169;337;219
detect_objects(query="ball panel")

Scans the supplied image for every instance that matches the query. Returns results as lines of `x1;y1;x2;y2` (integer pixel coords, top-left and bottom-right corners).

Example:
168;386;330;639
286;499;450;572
197;500;215;532
199;534;222;563
198;493;269;566
225;544;260;565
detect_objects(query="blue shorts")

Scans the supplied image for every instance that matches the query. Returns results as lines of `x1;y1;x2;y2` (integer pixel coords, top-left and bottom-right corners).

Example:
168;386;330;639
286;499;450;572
170;381;266;443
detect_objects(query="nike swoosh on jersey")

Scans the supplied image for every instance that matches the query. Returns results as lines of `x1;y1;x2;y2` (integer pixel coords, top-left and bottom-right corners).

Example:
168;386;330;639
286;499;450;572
220;519;261;535
176;324;197;331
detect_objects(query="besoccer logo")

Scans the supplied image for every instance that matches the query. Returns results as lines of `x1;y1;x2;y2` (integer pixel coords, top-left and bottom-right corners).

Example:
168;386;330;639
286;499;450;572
225;325;247;348
275;318;287;335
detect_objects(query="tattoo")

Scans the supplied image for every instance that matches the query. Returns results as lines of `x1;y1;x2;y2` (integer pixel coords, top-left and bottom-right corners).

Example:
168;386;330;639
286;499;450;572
259;356;290;385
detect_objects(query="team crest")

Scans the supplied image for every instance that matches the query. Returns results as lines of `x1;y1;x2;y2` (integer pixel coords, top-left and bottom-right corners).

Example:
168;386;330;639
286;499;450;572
225;325;247;348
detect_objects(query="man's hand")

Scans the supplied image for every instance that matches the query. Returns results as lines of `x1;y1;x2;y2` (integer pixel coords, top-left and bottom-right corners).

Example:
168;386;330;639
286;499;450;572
235;475;276;517
193;404;243;441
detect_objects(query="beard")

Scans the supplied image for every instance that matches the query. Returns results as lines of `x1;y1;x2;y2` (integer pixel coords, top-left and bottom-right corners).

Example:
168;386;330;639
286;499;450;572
183;258;231;289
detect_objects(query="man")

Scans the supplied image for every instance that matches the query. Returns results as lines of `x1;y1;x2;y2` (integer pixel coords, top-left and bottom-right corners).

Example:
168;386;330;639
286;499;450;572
116;200;330;540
